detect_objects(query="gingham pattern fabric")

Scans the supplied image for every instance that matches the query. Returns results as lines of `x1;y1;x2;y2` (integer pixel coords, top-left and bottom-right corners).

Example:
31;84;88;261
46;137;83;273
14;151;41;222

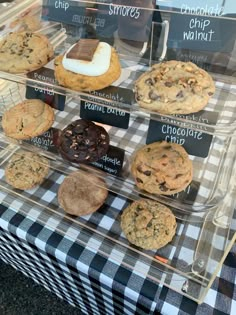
0;204;235;315
0;57;236;314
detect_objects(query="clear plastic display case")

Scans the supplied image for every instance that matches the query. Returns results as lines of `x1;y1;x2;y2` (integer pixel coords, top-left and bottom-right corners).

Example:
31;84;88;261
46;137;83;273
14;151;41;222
0;0;236;304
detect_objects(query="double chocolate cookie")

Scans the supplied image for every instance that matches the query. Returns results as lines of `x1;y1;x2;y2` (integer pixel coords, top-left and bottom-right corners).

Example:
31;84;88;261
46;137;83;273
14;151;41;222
58;119;109;163
121;199;177;250
131;141;193;195
134;60;215;114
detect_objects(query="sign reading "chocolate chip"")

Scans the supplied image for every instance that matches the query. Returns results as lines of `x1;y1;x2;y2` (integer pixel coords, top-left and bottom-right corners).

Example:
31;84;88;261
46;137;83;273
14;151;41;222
146;110;219;158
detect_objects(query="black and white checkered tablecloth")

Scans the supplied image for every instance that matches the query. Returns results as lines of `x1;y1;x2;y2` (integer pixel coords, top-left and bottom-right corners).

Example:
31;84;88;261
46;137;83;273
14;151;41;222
0;65;236;314
0;203;235;315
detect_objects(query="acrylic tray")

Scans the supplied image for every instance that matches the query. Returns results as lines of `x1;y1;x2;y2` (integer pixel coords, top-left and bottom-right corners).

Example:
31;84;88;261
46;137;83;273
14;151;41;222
0;138;235;304
0;93;235;216
0;3;235;135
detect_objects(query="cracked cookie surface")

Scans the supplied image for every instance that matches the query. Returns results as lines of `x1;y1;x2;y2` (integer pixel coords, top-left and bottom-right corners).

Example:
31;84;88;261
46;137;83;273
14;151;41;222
58;171;108;216
120;199;177;250
131;141;193;195
58;119;110;163
5;151;50;190
0;31;54;73
134;60;215;114
2;99;54;140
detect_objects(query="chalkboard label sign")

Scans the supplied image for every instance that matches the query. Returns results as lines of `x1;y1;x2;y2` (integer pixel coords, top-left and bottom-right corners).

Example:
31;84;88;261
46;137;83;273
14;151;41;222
23;127;60;154
168;11;235;53
146;111;219;158
42;0;104;28
170;180;200;203
80;86;133;129
26;67;66;110
91;145;125;177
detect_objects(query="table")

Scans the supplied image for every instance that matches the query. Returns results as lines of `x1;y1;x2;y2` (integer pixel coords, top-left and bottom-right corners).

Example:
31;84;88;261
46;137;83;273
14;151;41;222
0;203;235;315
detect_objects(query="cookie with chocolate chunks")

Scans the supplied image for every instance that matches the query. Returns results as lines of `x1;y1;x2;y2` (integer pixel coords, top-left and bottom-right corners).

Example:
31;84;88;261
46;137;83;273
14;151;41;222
58;119;110;163
131;141;193;195
121;199;177;250
134;60;215;114
5;150;50;190
0;31;53;73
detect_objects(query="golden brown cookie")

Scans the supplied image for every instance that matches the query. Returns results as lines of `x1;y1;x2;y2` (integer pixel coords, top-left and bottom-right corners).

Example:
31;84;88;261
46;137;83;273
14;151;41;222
58;171;108;216
54;47;121;91
0;31;54;73
5;151;50;190
10;15;41;32
120;199;177;250
134;60;215;114
131;141;193;195
2;99;54;140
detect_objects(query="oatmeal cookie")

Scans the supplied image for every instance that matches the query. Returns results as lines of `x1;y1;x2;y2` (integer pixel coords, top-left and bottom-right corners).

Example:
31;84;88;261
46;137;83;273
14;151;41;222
2;99;54;140
58;119;109;164
58;171;108;216
5;151;50;190
120;199;177;250
131;141;193;195
0;31;54;73
134;60;215;114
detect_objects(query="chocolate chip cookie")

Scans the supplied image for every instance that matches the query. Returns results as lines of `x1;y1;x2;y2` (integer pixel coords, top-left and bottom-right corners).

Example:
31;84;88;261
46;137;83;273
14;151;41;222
134;60;215;114
58;119;110;164
131;141;193;195
120;199;177;250
5;150;50;190
58;171;108;216
2;99;54;140
0;31;54;73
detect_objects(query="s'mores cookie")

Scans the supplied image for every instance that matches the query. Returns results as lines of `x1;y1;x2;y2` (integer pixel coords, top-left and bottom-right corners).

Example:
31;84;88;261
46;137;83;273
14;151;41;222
54;39;121;91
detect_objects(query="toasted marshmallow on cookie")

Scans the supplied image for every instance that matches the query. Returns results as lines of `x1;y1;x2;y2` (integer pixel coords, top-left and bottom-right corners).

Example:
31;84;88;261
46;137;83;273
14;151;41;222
62;39;111;76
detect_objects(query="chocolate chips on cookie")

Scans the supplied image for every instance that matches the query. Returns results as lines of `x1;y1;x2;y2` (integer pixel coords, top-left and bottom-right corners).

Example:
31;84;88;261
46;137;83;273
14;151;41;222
121;199;177;250
131;141;193;195
134;60;215;114
0;31;54;73
58;119;110;163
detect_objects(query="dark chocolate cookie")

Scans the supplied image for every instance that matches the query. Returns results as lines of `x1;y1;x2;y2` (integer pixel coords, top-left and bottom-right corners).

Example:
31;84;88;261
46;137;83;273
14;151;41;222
58;119;109;163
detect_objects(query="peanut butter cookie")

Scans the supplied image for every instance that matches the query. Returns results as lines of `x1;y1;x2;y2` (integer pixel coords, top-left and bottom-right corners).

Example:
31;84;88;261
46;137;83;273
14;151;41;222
131;141;193;195
134;60;215;114
121;199;177;250
2;99;54;140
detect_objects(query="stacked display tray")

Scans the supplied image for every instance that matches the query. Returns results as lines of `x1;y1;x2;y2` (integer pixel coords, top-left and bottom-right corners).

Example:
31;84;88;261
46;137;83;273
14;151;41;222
0;2;236;303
